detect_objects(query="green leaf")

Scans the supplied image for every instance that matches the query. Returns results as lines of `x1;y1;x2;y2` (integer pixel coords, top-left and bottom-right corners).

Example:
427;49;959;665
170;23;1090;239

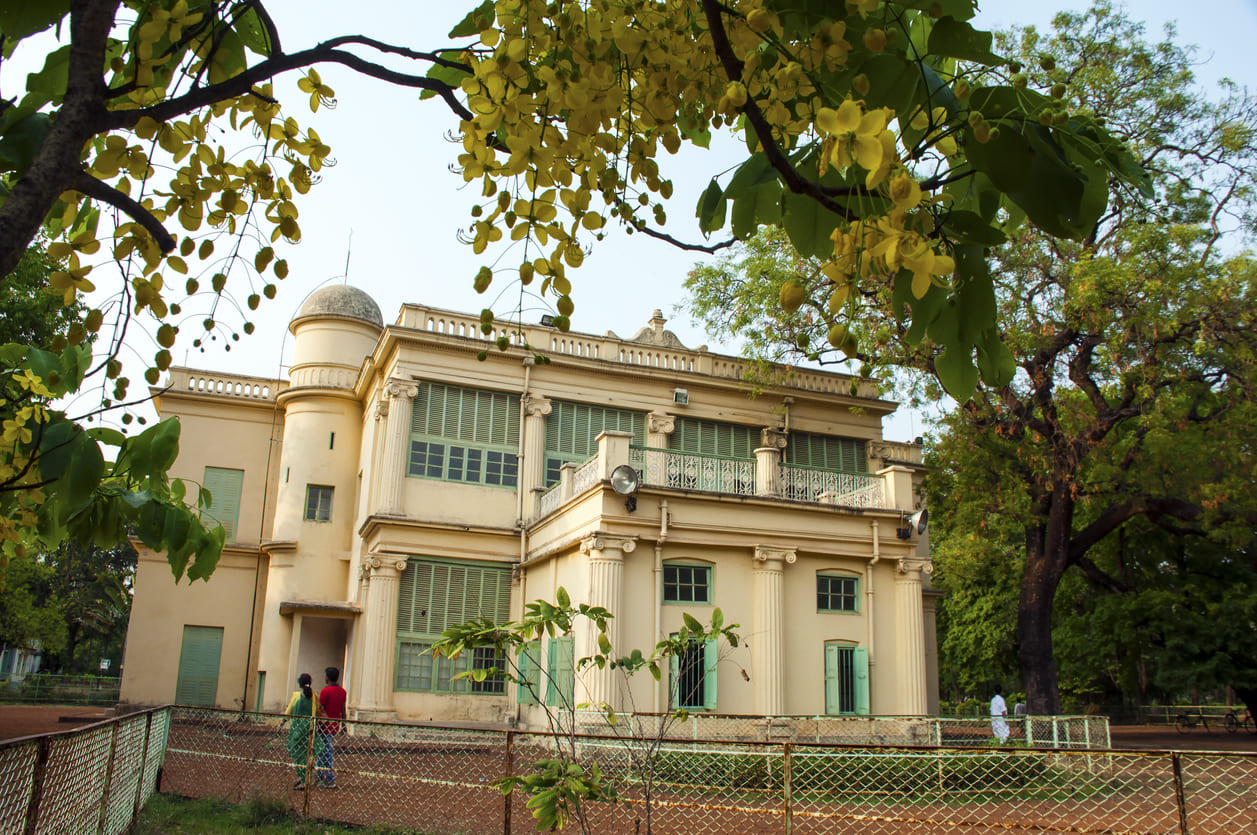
449;1;495;38
941;210;1006;247
555;586;570;608
682;612;703;634
232;7;276;56
0;0;70;55
782;189;839;260
975;329;1016;387
935;344;979;401
0;113;51;175
928;17;1002;65
421;62;473;100
696;179;727;234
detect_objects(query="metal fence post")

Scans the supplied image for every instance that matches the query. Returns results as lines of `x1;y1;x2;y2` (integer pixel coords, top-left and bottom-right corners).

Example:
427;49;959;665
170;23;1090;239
504;731;514;835
782;742;792;835
128;711;155;834
22;736;50;835
1171;753;1190;834
96;721;122;834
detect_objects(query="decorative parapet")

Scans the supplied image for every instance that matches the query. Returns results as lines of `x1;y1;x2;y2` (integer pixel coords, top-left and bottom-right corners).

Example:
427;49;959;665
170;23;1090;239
164;368;284;401
870;440;925;467
395;303;883;400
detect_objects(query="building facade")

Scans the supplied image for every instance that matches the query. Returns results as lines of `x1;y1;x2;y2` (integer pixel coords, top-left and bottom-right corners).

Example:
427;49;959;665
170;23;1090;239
120;287;938;723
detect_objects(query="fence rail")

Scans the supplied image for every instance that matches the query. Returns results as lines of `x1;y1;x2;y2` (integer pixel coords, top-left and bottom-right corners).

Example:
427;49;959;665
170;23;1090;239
0;706;168;834
155;706;1255;834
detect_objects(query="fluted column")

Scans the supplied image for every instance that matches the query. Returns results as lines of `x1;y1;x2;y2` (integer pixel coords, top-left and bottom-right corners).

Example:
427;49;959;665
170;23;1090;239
894;556;932;715
356;553;409;720
646;412;674;484
579;535;636;711
378;381;418;516
522;397;552;516
752;546;795;715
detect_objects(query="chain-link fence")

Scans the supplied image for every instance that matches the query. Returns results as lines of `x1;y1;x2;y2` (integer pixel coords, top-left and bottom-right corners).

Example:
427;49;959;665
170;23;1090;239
0;706;167;834
573;712;1110;749
158;706;1255;834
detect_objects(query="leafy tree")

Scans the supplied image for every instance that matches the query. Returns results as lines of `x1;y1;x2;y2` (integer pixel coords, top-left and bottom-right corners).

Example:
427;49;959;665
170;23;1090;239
432;588;740;835
1;0;1145;570
43;539;136;673
1;244;84;348
0;550;68;659
681;3;1257;713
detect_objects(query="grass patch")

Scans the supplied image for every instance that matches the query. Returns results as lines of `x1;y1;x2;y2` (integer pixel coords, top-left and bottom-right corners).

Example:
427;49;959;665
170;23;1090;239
134;793;429;834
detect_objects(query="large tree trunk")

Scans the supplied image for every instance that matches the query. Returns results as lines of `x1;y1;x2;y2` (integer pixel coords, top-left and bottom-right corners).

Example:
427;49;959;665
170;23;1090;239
1017;480;1075;715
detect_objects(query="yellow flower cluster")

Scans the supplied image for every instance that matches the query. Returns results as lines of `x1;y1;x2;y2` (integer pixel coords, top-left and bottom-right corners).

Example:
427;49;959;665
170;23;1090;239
456;0;957;310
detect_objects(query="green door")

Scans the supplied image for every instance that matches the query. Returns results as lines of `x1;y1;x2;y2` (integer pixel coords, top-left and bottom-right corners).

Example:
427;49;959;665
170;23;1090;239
175;625;224;706
824;644;869;715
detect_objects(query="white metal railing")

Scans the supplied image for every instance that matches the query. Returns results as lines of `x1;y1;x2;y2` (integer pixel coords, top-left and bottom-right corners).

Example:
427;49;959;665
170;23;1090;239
537;483;562;518
780;465;888;509
635;448;756;496
573;456;600;496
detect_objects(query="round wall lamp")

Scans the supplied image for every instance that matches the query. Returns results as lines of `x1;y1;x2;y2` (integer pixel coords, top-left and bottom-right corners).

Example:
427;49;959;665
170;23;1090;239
610;464;640;512
896;508;928;539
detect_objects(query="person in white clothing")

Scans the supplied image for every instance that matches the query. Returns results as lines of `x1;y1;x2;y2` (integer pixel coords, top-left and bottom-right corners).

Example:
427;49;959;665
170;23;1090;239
990;685;1010;743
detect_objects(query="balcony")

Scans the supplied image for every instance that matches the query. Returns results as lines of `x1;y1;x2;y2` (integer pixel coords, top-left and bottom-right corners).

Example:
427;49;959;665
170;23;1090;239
532;435;917;523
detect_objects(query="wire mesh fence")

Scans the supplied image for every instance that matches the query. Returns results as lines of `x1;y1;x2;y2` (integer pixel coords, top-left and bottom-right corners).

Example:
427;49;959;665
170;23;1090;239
157;706;1255;834
0;706;167;834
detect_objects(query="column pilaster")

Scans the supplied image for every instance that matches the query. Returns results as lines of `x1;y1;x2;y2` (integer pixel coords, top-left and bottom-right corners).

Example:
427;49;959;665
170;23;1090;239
522;397;552;517
356;553;409;721
378;381;418;516
752;545;795;715
894;556;932;716
579;535;636;711
646;412;674;484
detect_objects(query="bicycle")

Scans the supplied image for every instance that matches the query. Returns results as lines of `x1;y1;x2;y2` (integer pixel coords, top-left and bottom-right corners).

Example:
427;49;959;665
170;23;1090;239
1224;710;1256;734
1176;711;1213;734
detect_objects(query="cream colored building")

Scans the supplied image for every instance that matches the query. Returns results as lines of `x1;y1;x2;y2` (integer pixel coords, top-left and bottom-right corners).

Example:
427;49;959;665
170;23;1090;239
120;287;938;723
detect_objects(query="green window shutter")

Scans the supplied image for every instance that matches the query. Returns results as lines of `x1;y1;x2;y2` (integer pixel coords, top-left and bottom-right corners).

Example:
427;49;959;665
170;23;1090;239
786;433;868;473
202;467;244;543
824;644;840;715
175;626;223;707
544;401;646;485
517;642;540;705
853;647;870;715
672;419;756;459
546;636;574;707
703;639;718;711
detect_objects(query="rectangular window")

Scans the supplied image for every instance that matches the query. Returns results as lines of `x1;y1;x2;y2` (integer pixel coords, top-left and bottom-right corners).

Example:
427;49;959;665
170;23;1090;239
394;558;511;694
544;401;646;487
824;644;869;715
817;573;859;612
175;625;224;707
202;467;244;543
409;382;520;488
669;638;717;710
304;485;333;522
663;563;712;605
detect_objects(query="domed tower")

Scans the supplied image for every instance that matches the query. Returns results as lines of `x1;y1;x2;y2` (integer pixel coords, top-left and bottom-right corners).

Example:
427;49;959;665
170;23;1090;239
257;284;383;710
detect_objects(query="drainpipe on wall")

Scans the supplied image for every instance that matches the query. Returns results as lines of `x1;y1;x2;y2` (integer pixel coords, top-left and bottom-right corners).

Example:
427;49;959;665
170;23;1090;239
867;521;879;672
653;500;670;713
515;358;533;727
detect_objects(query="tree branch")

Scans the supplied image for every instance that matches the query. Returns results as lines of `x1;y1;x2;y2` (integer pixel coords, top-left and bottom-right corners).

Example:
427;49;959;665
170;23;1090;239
69;171;176;254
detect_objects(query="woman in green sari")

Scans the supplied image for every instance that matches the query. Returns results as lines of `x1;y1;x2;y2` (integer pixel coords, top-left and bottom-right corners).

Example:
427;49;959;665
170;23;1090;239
285;672;324;789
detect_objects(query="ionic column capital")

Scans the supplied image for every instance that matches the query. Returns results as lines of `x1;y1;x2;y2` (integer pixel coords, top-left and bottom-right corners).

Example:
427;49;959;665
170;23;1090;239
896;557;933;577
386;380;419;401
760;427;788;450
524;396;553;418
753;546;797;568
365;553;409;575
580;535;638;557
647;412;675;435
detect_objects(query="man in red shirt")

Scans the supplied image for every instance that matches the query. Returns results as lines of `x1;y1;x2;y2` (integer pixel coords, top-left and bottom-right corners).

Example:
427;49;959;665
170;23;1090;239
316;667;348;787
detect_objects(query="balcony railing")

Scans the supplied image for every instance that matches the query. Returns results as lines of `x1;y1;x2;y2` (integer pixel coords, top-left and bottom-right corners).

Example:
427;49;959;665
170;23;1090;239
779;464;886;508
632;447;757;496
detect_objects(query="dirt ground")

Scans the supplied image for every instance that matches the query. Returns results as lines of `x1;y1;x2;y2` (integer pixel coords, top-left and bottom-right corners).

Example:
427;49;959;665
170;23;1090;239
3;704;1257;752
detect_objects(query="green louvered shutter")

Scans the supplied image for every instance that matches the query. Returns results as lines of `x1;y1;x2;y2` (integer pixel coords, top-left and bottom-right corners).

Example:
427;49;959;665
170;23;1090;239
175;626;223;706
824;644;840;715
671;419;756;459
544;402;646;485
517;642;541;705
853;647;870;715
546;636;574;707
786;432;868;473
703;639;718;710
202;467;244;542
